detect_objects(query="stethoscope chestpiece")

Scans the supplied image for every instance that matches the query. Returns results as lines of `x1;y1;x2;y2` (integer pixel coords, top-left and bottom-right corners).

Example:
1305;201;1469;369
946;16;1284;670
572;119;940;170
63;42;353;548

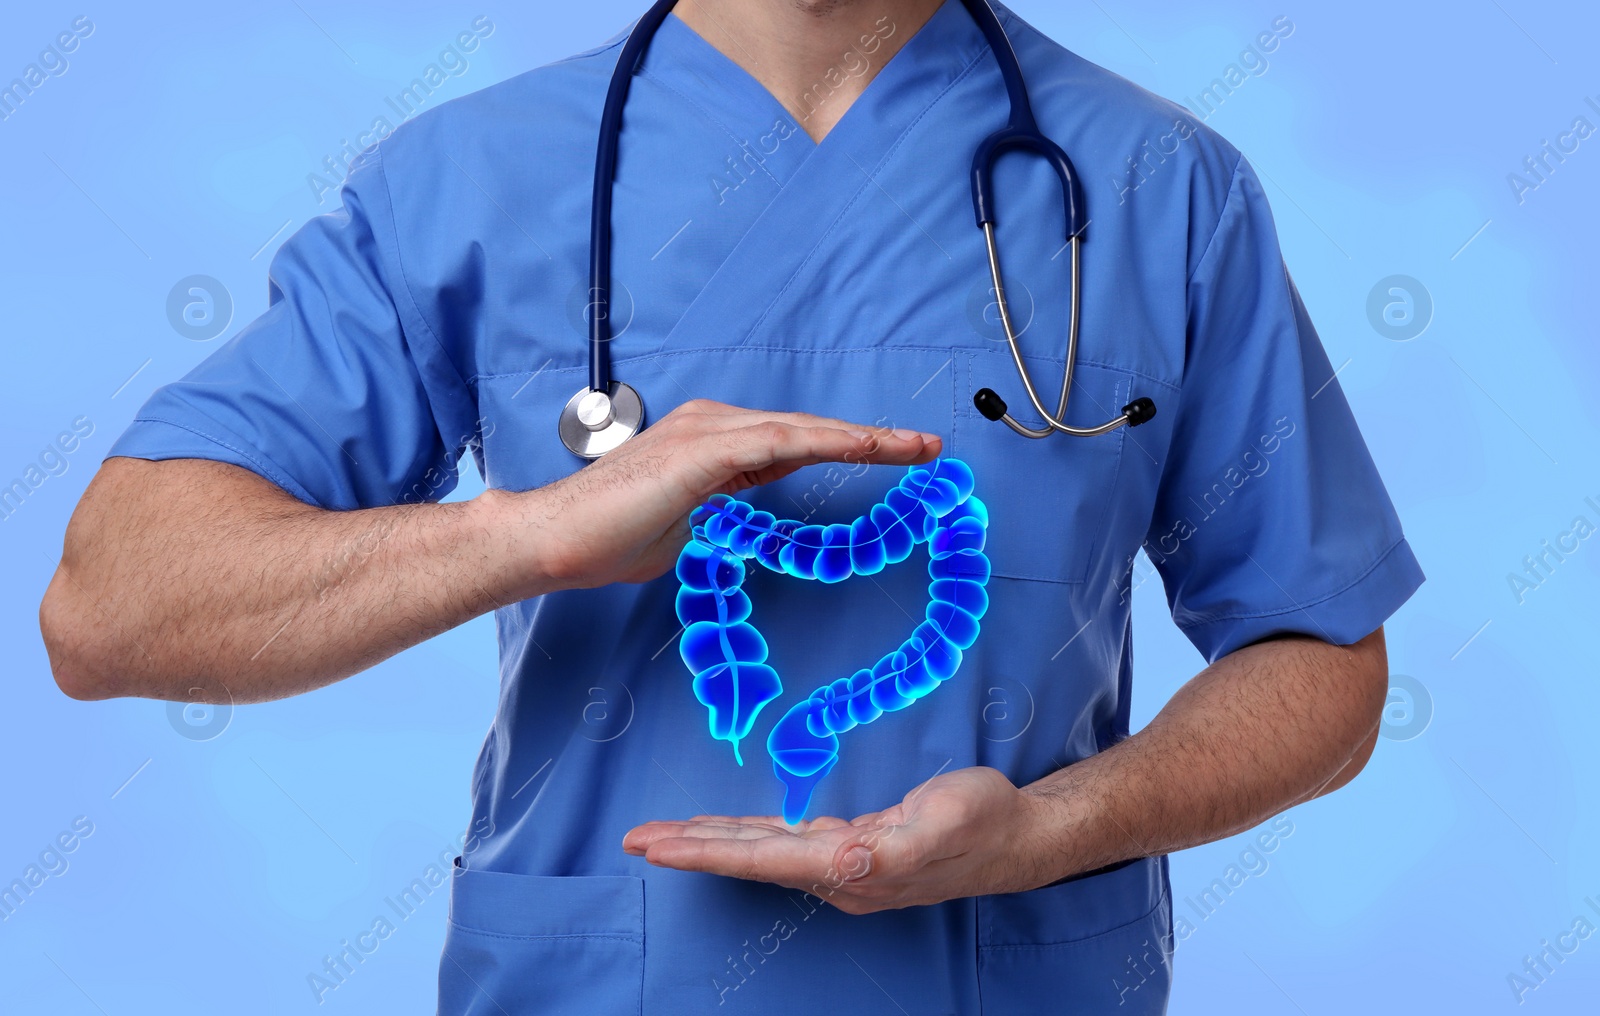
559;381;644;459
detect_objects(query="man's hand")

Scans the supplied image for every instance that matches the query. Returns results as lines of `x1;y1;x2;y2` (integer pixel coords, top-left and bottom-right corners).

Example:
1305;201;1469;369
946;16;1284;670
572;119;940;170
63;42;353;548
622;767;1046;914
514;399;941;593
622;630;1390;912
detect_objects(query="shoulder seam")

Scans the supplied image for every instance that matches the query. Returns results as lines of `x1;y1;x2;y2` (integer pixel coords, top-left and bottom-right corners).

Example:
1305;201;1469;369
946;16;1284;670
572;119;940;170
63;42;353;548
366;145;474;395
551;34;628;66
1186;150;1246;286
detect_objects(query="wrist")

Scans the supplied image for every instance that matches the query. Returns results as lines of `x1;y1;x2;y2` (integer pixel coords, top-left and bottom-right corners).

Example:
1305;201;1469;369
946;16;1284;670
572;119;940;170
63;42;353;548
1017;770;1107;885
470;485;565;604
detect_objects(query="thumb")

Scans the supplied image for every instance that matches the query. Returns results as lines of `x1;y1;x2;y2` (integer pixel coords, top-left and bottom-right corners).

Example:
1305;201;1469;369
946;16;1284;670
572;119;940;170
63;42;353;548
836;843;874;882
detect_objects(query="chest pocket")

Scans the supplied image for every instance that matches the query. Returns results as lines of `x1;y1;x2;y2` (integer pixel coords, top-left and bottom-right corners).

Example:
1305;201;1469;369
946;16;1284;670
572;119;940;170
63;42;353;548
473;343;961;489
473;343;1134;588
951;347;1136;585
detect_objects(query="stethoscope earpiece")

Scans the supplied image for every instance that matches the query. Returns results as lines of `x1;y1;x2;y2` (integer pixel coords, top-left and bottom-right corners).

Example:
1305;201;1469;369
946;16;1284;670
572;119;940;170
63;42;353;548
973;388;1009;422
972;388;1157;430
1122;397;1157;427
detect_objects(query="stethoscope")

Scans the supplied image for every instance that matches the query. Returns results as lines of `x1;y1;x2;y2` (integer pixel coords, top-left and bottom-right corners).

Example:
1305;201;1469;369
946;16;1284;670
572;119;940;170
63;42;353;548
559;0;1157;459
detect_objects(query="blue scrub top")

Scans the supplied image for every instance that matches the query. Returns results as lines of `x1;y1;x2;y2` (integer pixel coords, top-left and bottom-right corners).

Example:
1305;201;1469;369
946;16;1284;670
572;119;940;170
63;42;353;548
109;2;1423;1012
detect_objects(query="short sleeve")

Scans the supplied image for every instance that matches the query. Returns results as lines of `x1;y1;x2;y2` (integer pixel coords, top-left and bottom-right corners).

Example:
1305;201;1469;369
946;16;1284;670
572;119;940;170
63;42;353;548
107;148;477;511
1144;155;1424;662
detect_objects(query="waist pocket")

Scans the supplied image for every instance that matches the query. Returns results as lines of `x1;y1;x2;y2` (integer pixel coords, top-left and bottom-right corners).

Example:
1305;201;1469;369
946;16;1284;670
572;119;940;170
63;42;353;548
976;855;1172;1015
438;861;644;1016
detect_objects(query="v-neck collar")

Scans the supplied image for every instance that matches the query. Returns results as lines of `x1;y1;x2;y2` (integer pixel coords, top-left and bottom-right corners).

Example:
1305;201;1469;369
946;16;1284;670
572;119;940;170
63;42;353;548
639;0;1006;157
642;12;809;149
632;0;1015;357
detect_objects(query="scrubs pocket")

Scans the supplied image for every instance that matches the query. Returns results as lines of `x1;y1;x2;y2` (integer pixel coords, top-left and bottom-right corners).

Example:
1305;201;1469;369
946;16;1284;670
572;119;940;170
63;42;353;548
956;352;1135;584
976;857;1172;1015
438;864;644;1016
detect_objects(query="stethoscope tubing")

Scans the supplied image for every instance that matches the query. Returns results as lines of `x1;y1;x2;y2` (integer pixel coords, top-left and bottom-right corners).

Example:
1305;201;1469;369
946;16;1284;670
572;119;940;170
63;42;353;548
568;0;1154;458
589;0;682;395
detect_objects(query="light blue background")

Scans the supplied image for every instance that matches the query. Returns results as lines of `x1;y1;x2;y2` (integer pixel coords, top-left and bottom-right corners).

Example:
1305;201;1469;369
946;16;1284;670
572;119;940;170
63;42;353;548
2;1;1596;1012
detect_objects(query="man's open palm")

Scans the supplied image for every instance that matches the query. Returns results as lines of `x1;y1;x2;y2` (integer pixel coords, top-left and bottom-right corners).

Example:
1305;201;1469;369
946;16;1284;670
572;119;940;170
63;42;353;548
623;766;1044;914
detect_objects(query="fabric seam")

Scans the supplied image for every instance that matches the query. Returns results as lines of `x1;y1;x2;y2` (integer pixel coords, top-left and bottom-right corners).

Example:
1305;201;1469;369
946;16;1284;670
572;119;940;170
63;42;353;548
736;45;994;347
638;68;786;190
1186;151;1247;287
466;346;1181;393
368;146;474;394
121;416;320;508
979;888;1170;952
445;926;643;943
1177;536;1412;629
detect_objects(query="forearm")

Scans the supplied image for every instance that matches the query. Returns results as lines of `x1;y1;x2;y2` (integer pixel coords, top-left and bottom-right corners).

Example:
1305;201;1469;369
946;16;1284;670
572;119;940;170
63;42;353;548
42;408;939;705
1016;629;1388;883
41;458;554;702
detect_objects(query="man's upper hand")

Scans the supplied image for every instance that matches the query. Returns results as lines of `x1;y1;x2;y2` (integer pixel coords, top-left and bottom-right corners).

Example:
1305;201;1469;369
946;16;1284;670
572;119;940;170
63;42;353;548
511;399;941;594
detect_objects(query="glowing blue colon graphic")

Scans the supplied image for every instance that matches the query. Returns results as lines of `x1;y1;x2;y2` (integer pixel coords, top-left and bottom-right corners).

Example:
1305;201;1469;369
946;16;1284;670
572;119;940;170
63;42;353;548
674;458;991;822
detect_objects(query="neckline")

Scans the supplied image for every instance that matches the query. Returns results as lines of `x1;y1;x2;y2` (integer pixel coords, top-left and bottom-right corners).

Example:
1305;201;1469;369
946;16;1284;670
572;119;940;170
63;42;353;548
641;0;994;152
632;2;1016;357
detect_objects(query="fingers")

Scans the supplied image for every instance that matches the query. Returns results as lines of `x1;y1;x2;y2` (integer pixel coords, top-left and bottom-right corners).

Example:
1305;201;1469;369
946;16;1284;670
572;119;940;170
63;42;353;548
624;820;893;876
770;420;944;466
621;813;862;888
668;400;943;465
619;810;941;914
636;836;774;881
641;830;839;886
668;399;928;440
624;820;785;850
804;815;853;832
622;814;844;855
718;421;939;479
692;815;847;831
618;772;1025;913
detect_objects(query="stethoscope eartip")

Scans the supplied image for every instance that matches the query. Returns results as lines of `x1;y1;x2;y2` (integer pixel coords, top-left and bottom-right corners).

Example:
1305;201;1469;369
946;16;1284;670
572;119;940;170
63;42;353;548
1122;397;1157;427
975;387;1157;435
973;388;1009;422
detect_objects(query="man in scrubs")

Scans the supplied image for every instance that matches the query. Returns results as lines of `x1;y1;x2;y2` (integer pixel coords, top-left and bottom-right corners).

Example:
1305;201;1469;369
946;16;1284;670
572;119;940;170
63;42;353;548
41;0;1423;1012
